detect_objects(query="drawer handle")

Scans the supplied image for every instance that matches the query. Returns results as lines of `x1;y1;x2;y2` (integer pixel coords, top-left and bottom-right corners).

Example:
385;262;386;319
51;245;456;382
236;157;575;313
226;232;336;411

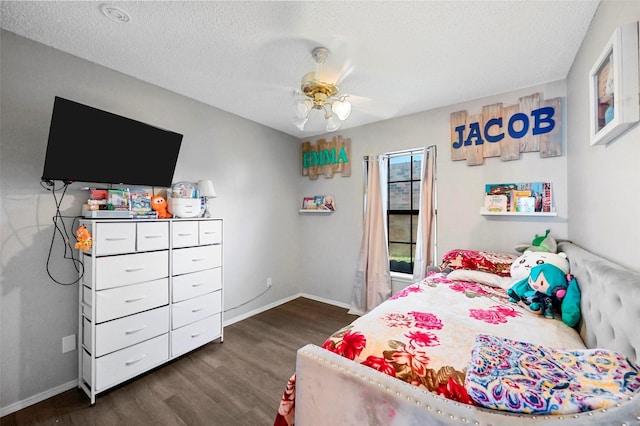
125;267;145;272
125;354;147;365
106;237;128;241
204;231;217;235
125;296;146;303
191;331;203;338
178;233;194;237
191;258;206;262
191;282;206;287
191;307;205;313
144;235;162;239
125;325;147;334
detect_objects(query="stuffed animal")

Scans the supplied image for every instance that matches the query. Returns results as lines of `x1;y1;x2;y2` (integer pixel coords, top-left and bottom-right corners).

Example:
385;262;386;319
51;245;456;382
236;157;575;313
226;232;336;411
515;229;558;253
508;262;581;327
75;225;93;252
509;250;569;282
151;195;172;219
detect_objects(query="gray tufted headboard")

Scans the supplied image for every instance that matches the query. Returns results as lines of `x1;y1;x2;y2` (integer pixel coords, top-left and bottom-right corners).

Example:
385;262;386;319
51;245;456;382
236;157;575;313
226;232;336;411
558;241;640;364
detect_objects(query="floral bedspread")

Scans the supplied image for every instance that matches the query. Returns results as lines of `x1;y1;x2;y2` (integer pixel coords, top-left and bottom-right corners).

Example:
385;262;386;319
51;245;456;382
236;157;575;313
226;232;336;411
275;273;586;425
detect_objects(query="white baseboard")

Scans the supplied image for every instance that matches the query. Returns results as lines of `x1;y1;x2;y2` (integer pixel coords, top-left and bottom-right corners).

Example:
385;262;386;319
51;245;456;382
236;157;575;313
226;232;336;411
298;293;350;310
2;294;350;416
222;293;349;327
0;379;78;417
223;293;300;326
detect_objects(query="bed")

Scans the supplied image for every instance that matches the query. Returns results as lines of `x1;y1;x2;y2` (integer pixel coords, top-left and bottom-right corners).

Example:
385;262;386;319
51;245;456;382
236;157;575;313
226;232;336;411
275;241;640;425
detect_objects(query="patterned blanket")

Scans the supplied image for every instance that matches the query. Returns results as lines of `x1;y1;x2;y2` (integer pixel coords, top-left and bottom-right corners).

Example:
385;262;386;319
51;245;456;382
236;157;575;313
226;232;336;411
466;334;640;414
275;273;589;425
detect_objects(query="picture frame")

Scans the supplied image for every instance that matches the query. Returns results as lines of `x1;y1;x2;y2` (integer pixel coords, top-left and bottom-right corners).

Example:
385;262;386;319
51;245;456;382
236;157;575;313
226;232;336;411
588;21;640;146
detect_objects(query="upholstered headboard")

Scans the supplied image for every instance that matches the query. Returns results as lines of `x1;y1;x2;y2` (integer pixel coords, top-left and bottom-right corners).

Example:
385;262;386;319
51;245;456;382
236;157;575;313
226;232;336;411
558;241;640;364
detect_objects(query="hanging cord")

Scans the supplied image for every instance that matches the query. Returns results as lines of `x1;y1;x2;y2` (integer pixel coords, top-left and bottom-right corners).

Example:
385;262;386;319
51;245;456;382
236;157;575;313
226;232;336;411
224;285;271;313
41;180;84;285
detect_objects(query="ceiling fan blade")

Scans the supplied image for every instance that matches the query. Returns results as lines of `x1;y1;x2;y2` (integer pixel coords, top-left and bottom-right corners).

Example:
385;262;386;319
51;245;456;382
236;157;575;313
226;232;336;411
334;61;354;87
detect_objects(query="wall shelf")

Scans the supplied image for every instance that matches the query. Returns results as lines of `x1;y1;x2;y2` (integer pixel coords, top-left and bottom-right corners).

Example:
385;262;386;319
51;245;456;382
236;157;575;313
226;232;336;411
480;209;557;217
299;209;334;214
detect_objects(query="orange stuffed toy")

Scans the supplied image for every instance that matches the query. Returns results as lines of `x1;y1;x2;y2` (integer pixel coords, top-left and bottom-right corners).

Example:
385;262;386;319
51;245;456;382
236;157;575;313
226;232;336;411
75;225;93;252
151;195;172;219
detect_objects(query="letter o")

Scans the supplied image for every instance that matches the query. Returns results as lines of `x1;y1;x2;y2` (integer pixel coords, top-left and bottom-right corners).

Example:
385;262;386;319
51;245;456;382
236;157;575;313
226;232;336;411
508;113;529;139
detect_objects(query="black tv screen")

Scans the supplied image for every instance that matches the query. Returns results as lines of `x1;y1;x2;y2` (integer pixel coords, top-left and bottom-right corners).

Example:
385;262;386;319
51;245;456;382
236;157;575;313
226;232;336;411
41;96;183;187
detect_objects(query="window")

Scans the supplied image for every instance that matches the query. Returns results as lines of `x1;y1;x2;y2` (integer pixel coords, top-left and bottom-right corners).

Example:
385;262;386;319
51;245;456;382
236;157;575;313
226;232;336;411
387;151;422;274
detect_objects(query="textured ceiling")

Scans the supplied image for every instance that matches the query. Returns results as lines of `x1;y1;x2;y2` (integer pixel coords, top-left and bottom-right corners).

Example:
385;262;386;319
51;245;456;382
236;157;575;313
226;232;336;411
0;1;599;137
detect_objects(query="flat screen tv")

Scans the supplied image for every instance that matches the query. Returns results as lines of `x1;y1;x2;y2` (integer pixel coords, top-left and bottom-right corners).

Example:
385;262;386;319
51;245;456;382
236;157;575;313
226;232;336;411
41;96;183;188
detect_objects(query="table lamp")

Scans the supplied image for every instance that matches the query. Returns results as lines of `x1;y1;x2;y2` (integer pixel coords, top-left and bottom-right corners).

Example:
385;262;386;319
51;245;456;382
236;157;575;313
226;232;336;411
198;179;217;218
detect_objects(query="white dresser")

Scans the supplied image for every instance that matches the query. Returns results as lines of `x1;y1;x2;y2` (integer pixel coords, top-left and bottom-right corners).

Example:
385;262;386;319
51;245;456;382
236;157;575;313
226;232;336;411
78;218;223;404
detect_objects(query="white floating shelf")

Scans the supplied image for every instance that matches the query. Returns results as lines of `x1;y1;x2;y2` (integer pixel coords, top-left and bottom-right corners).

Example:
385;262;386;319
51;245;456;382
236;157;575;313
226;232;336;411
480;209;557;217
299;209;334;214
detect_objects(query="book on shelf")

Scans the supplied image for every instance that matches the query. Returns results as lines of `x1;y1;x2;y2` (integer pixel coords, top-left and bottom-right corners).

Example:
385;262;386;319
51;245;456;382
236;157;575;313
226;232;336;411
515;196;536;213
301;195;336;211
484;194;508;213
542;182;552;212
302;197;316;210
510;189;532;212
485;183;516;211
484;181;553;213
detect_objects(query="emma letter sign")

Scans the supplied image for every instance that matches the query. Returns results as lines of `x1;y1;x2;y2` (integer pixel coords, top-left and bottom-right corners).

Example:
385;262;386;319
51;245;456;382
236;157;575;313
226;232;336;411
302;136;351;180
450;93;562;166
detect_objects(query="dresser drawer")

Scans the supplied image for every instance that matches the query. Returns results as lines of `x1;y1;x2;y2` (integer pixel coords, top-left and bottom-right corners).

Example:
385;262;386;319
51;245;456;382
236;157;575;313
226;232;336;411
172;221;199;248
171;313;221;357
172;268;222;303
199;220;222;245
172;290;222;329
92;334;169;392
95;278;169;323
86;306;170;357
137;222;169;252
94;251;168;290
94;222;136;256
172;245;221;276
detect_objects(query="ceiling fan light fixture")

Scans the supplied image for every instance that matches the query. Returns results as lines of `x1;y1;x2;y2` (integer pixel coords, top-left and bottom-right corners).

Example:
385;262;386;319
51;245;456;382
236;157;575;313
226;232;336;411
294;99;312;119
332;99;352;121
292;115;309;131
325;114;342;132
293;46;353;133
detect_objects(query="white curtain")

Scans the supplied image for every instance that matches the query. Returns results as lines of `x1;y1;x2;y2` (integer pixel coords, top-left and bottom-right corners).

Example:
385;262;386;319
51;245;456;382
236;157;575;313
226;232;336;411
349;156;391;316
412;146;437;282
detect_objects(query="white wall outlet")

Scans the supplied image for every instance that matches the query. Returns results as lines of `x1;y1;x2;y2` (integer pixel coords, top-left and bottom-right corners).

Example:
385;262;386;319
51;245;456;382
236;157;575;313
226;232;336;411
62;334;76;353
266;277;272;288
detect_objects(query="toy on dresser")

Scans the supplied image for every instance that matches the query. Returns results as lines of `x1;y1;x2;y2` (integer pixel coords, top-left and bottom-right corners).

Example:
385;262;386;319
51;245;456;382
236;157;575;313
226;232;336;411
151;195;172;219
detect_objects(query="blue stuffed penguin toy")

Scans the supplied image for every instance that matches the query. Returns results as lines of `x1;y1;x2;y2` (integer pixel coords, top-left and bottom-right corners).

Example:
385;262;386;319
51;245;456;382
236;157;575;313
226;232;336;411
508;263;581;327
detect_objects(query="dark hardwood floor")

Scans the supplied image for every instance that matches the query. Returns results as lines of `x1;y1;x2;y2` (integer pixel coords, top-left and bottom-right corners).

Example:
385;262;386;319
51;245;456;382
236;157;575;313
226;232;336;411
1;297;357;426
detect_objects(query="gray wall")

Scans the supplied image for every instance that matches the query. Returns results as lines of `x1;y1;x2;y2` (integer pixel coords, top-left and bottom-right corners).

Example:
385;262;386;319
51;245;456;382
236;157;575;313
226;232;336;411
566;0;640;271
0;30;303;410
2;0;639;414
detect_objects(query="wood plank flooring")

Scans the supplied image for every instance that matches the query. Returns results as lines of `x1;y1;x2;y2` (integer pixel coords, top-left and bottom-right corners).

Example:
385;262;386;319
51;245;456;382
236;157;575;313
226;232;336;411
1;297;357;426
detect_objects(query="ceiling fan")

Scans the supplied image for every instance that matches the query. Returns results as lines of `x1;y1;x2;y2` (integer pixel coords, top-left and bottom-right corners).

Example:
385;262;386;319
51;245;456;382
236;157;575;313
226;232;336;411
292;47;353;132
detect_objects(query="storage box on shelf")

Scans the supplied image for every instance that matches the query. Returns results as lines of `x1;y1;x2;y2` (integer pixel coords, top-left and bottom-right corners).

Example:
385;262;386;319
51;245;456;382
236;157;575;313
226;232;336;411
78;218;223;404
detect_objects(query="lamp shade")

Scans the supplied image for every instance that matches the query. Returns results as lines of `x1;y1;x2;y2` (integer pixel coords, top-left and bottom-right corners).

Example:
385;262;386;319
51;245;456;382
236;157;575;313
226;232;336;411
198;179;217;198
332;100;352;121
325;114;341;132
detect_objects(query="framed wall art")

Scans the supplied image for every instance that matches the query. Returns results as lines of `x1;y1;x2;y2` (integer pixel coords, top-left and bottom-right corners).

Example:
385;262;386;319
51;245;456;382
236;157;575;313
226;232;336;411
588;21;639;146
